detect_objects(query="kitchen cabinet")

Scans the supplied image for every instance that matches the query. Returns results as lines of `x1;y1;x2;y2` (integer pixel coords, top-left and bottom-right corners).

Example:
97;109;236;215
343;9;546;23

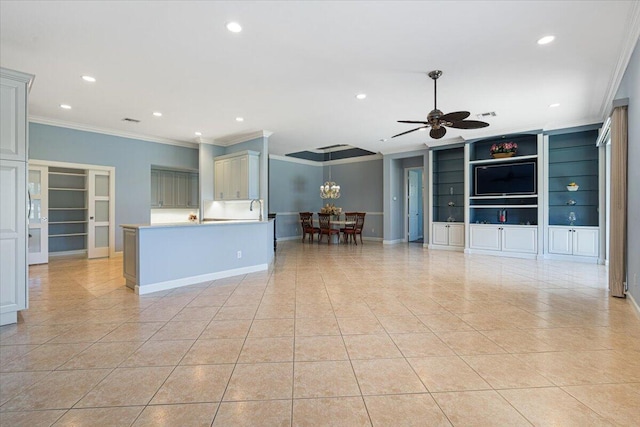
1;67;33;326
151;169;199;208
431;223;464;248
214;150;260;200
548;226;599;257
469;224;537;254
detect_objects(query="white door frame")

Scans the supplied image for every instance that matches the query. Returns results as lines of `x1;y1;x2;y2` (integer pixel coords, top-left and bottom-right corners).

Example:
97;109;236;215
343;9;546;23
30;159;116;258
404;167;424;243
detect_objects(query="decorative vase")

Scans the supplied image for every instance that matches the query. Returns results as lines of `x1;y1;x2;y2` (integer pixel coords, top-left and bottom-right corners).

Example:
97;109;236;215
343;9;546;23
491;152;515;159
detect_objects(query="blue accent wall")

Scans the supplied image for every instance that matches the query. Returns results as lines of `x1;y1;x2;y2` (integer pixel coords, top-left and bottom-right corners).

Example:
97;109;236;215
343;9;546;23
615;36;640;304
29;123;199;251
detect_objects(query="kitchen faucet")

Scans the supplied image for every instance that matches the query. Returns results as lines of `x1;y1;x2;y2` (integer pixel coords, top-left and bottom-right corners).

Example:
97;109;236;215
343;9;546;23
250;199;263;221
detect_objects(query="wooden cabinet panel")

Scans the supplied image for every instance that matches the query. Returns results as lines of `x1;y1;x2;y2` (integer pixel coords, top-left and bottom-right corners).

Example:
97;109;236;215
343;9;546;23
573;228;599;257
174;172;188;207
469;225;501;251
151;169;198;208
548;227;572;255
502;226;537;254
448;224;465;247
431;223;449;246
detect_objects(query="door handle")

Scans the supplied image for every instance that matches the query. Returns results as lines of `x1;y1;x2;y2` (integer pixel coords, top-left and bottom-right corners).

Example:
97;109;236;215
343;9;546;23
90;216;94;220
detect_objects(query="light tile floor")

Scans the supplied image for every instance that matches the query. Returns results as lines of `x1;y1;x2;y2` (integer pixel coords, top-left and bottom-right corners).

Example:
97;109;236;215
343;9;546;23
1;241;640;426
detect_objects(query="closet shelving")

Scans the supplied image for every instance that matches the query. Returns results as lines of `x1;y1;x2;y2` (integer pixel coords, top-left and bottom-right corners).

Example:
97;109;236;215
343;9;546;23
48;167;88;252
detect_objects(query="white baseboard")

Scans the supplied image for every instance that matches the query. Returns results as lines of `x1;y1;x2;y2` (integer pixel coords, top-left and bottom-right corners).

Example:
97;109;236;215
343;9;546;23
428;244;464;252
135;264;269;295
383;239;404;245
628;292;640;318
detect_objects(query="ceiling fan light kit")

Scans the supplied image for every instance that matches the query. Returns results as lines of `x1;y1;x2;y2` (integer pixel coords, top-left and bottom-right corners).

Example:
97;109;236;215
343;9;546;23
392;70;490;140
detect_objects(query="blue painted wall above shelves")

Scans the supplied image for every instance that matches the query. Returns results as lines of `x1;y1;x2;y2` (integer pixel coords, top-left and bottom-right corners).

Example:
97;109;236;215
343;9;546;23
548;130;599;226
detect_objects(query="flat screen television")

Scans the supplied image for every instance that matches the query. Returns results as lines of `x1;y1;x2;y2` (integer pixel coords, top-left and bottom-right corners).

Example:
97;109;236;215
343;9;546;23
474;162;536;196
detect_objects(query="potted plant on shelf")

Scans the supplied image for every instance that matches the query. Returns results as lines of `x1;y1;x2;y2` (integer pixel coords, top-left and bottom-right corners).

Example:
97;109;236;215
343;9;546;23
490;142;518;158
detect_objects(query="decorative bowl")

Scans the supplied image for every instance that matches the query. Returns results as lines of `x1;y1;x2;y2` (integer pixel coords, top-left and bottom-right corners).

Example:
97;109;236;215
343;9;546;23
567;185;579;191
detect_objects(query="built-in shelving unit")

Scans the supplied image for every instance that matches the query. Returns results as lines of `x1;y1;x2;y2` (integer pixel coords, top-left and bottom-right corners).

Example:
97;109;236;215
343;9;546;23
432;147;464;223
48;167;88;253
547;130;599;227
468;134;540;226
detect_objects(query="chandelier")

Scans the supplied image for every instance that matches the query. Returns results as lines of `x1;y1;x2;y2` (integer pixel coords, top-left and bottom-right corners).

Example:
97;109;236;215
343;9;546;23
320;151;340;199
320;181;341;199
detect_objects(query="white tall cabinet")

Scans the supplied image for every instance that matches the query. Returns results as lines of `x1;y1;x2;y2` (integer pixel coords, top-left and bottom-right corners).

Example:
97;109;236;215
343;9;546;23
1;68;34;326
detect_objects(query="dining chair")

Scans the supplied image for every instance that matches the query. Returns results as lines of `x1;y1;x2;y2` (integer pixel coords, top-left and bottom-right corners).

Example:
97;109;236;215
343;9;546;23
299;212;319;243
341;212;358;244
317;212;339;244
354;212;366;244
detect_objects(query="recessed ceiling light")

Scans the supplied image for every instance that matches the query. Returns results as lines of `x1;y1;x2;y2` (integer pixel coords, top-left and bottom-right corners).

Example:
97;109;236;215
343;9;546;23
226;22;242;33
153;112;163;117
195;131;202;136
356;93;367;100
379;138;388;142
81;75;96;83
235;117;244;122
537;35;555;45
549;103;560;108
418;128;426;132
60;104;72;109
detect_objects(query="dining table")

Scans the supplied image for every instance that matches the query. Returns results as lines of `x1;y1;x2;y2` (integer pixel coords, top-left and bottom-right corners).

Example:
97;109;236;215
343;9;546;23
313;217;355;243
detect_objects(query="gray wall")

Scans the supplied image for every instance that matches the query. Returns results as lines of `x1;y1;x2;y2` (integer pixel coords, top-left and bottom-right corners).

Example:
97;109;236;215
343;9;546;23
29;123;199;251
268;158;322;238
268;157;384;240
383;150;428;243
615;36;640;303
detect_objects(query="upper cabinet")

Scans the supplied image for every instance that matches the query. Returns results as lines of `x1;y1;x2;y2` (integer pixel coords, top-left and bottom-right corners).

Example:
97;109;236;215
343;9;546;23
151;168;199;208
214;150;260;200
1;69;32;161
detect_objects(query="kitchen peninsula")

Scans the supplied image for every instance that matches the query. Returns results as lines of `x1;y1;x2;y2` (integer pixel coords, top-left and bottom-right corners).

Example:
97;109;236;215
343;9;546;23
121;219;274;295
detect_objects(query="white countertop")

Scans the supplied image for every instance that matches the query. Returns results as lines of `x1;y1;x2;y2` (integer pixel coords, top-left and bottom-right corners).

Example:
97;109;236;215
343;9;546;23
121;219;269;229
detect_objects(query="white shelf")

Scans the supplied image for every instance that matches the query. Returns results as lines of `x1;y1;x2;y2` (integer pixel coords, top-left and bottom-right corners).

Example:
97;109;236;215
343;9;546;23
469;154;538;165
48;221;88;224
49;233;87;238
49;207;87;210
470;194;537;200
471;205;538;209
49;187;86;191
49;172;86;177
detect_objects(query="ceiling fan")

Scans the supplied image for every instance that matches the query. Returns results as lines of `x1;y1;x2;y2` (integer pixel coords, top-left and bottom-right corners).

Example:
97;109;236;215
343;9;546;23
392;70;489;140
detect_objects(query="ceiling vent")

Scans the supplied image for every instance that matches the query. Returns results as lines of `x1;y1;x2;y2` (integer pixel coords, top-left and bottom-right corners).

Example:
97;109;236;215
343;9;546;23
122;117;141;123
476;111;497;119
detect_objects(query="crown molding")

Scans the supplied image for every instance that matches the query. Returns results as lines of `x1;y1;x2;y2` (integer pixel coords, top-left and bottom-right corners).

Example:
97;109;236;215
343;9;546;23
269;153;382;166
213;130;273;146
598;1;640;120
268;154;321;166
29;116;199;149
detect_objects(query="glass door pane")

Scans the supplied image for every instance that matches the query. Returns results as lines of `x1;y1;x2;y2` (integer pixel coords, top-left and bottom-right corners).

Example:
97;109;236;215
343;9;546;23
88;170;111;258
28;165;48;264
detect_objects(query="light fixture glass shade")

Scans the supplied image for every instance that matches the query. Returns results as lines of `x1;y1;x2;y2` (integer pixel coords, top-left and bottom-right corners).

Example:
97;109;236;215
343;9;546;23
320;182;341;199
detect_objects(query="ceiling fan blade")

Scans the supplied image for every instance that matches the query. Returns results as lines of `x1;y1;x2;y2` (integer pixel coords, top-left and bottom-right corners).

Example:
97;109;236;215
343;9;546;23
447;120;490;129
430;127;447;139
391;126;429;138
440;111;470;123
397;120;430;124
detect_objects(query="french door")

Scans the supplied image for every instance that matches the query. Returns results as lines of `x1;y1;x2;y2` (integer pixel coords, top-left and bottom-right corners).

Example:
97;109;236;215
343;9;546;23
87;170;111;258
28;165;48;264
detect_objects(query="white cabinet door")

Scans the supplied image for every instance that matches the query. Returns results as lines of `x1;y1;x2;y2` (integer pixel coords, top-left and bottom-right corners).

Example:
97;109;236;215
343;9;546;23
214;160;225;200
150;170;160;207
548;227;572;255
469;225;501;251
28;165;49;264
502;226;537;254
236;155;248;199
573;227;599;257
431;223;450;245
448;224;465;247
0;160;27;325
0;74;28;161
187;173;199;207
174;172;188;208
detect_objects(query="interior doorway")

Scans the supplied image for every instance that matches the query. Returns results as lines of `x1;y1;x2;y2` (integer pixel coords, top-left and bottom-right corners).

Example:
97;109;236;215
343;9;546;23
406;168;424;243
